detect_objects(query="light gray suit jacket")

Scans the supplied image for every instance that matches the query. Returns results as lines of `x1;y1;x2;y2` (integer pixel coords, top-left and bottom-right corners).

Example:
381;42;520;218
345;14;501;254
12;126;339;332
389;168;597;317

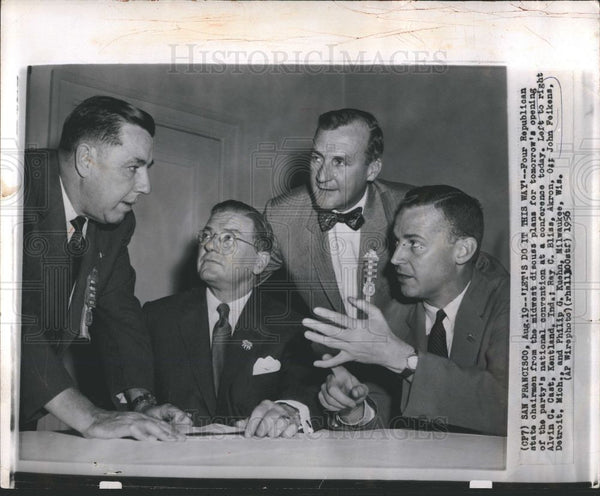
386;254;510;436
264;179;412;315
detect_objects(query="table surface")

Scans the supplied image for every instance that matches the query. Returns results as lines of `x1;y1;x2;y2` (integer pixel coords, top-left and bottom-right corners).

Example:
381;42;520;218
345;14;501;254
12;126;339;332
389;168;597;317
17;429;506;481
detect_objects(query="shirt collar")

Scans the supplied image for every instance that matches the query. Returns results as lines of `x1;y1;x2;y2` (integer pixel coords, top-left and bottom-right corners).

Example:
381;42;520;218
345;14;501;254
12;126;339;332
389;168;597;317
206;287;253;329
60;177;79;223
423;281;471;327
60;177;88;237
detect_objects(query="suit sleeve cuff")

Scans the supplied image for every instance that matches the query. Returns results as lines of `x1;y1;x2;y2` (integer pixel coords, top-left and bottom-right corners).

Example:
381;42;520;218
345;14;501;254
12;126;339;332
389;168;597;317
275;400;314;433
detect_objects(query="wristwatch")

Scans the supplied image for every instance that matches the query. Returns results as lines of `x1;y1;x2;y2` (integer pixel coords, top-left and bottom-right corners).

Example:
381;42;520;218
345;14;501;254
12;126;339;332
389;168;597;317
130;392;157;413
406;349;419;373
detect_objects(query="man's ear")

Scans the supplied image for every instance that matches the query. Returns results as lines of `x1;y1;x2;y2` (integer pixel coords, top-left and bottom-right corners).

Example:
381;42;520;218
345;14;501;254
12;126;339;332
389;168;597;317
454;237;478;265
366;158;382;182
252;251;271;276
74;143;95;178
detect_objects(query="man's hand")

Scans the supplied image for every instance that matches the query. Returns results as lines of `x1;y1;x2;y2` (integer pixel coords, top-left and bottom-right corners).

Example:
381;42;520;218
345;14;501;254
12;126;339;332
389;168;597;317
303;297;413;373
44;388;186;441
143;403;193;431
318;357;369;424
235;400;300;438
81;410;187;441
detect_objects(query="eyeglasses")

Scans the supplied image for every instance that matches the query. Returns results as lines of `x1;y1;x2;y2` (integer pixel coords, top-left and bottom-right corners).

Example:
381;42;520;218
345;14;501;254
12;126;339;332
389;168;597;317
197;230;256;253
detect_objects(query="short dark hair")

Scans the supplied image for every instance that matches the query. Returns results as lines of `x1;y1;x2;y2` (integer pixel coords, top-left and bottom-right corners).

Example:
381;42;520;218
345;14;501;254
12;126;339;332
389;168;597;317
316;108;383;164
210;200;274;254
58;95;155;154
398;185;484;262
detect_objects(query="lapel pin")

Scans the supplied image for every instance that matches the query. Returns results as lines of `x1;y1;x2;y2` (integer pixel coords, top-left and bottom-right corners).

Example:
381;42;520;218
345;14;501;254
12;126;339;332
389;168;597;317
467;333;475;342
242;340;253;351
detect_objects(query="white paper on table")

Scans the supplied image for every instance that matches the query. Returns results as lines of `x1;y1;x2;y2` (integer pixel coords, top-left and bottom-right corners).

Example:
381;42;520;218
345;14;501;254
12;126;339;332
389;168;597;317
184;423;245;438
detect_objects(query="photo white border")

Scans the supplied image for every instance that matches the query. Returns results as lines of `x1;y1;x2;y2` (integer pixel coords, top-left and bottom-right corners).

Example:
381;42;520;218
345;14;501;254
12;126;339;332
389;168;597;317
2;0;598;489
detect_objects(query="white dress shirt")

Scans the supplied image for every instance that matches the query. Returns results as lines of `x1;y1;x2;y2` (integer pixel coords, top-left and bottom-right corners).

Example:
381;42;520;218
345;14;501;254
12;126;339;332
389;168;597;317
205;288;252;346
422;281;471;353
328;190;368;318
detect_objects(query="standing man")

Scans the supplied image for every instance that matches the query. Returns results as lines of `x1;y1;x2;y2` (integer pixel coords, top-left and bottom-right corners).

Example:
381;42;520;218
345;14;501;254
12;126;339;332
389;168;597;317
304;186;509;436
144;201;315;433
21;96;190;440
245;109;412;435
265;108;412;318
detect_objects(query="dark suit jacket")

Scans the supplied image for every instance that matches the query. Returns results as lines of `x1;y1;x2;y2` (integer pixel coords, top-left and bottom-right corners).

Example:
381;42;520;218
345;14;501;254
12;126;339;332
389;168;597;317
143;286;318;426
20;150;154;425
264;179;412;315
380;254;510;436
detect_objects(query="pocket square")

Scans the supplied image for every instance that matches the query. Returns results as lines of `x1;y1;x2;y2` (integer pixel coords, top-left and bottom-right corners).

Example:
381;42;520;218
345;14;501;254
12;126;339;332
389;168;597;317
252;356;281;376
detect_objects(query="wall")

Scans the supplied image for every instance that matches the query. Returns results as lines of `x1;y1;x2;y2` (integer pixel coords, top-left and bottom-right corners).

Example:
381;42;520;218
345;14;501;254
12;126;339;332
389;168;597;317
26;64;509;300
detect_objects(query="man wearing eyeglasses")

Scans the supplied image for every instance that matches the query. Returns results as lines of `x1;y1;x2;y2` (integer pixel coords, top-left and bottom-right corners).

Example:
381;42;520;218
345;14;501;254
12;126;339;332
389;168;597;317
143;200;315;431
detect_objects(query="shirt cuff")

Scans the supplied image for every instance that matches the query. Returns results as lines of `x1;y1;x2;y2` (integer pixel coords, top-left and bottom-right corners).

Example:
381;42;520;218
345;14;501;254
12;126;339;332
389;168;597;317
335;399;375;427
275;400;314;433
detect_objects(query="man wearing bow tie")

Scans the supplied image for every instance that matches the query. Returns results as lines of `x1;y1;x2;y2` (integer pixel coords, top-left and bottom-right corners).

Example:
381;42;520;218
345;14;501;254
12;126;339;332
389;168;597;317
244;109;412;436
304;186;509;436
144;201;315;431
265;108;412;320
21;96;190;440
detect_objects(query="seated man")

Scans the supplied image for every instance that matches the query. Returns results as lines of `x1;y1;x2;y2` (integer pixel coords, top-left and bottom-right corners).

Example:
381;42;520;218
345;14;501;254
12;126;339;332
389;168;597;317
144;200;315;431
304;185;509;436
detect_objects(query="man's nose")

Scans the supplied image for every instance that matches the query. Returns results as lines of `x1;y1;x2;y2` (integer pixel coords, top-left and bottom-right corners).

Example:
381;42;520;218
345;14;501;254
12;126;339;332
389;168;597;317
314;159;335;183
204;234;218;252
391;242;407;265
135;166;151;195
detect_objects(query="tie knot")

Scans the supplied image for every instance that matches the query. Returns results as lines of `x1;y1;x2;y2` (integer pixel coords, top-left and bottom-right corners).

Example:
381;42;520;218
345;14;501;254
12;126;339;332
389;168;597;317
435;309;446;325
70;215;86;234
217;303;230;320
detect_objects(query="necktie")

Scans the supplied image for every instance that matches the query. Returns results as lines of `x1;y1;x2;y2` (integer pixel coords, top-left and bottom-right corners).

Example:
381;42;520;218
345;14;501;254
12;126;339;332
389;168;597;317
212;303;232;394
428;309;448;358
68;216;87;288
318;207;365;232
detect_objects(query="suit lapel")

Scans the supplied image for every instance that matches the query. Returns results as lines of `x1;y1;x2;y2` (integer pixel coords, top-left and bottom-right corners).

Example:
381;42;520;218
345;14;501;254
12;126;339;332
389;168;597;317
405;303;428;351
63;221;100;346
449;275;487;366
358;183;393;309
305;208;344;313
177;288;217;415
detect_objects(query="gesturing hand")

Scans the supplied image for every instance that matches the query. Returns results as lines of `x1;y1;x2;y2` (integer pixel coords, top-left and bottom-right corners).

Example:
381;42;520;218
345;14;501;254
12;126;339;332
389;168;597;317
318;356;369;420
303;298;412;373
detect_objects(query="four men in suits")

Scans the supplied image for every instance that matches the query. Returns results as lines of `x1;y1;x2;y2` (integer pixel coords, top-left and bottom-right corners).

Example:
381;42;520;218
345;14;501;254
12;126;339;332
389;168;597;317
304;185;509;436
21;100;509;439
21;96;189;440
144;201;315;433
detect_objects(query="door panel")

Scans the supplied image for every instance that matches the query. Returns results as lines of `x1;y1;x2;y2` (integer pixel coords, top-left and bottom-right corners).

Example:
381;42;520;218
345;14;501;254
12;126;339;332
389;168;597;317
52;76;238;304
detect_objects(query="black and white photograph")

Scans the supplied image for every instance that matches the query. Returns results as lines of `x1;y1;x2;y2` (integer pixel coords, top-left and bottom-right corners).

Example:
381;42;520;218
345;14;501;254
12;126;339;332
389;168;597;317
1;1;597;492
